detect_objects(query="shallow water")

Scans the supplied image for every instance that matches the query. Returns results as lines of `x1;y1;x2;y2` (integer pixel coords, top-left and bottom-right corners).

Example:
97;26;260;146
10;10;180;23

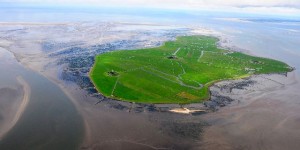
0;48;84;149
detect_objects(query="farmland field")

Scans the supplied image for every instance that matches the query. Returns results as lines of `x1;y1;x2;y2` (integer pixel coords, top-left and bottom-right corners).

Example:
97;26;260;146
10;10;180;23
90;35;292;104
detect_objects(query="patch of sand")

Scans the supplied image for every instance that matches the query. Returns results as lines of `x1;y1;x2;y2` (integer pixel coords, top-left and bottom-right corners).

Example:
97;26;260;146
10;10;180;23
169;108;205;114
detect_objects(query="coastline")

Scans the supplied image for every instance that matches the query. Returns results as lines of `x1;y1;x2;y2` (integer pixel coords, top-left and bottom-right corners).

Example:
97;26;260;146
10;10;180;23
88;34;292;105
4;27;293;109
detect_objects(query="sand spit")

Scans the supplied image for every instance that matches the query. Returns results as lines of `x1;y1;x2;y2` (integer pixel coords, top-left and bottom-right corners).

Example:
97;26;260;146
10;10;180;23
12;76;31;129
0;76;30;140
0;87;21;140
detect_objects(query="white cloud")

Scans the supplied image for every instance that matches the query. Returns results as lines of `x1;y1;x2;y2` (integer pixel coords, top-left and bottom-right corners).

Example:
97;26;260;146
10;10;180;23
188;0;300;7
3;0;300;7
2;0;300;16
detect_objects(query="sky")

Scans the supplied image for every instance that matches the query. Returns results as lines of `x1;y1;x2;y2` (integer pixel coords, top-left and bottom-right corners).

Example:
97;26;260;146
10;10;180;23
2;0;300;16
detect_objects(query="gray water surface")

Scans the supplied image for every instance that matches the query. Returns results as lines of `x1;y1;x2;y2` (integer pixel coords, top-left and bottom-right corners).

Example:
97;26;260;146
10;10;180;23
0;48;84;150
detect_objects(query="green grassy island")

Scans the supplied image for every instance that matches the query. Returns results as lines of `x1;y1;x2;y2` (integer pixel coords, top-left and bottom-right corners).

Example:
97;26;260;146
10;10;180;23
90;36;292;104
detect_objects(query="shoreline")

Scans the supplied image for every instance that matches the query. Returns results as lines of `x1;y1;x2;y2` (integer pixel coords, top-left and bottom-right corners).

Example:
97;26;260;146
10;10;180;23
3;27;293;109
88;34;293;105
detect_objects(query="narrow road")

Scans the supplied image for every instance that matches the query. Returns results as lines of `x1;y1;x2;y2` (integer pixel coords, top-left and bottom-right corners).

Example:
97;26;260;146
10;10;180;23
197;50;204;62
173;48;181;55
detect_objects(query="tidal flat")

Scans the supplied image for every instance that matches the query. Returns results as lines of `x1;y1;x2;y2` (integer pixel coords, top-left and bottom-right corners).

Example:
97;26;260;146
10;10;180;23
0;12;299;150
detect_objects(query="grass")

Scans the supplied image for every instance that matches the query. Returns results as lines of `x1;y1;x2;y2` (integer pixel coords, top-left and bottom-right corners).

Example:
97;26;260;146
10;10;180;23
90;35;292;104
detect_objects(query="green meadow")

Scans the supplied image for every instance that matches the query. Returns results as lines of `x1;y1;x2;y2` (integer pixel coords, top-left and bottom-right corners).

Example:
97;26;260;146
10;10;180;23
90;36;292;104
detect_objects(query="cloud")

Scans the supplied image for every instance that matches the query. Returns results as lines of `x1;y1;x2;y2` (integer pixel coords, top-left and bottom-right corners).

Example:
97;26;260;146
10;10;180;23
188;0;300;8
2;0;300;16
3;0;300;7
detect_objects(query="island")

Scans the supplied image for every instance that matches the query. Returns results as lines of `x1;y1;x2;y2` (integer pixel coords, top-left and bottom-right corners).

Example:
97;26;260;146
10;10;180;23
89;35;292;104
